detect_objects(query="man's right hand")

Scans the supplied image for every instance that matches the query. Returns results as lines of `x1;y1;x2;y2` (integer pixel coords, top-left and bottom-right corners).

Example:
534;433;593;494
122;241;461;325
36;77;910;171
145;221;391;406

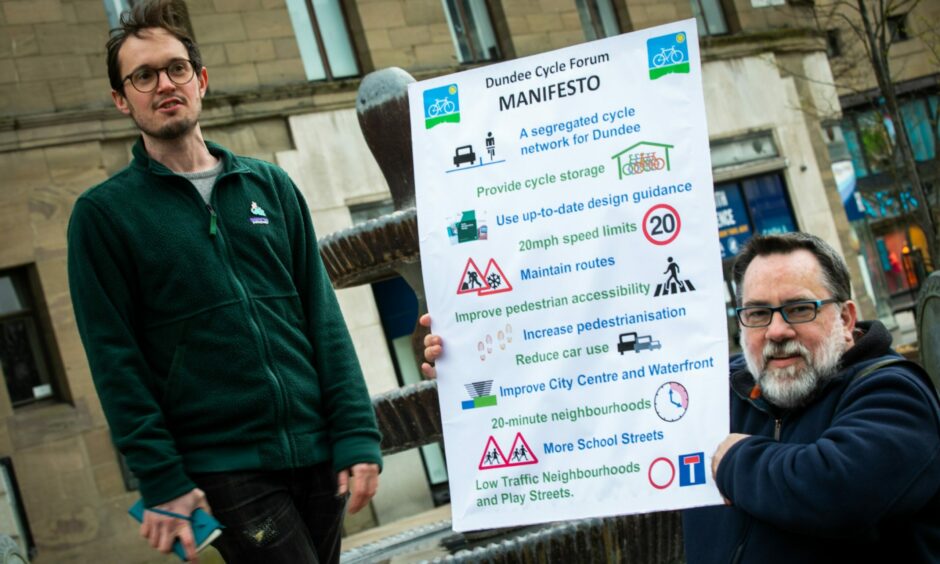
419;313;442;379
140;488;212;562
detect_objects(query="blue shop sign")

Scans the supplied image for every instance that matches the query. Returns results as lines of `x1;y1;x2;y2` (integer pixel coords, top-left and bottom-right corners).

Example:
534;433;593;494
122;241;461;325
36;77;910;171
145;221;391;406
715;185;752;258
742;174;797;237
715;173;797;258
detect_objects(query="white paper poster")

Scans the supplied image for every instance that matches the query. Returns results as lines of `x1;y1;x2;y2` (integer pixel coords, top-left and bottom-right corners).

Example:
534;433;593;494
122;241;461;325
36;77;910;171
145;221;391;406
410;19;728;532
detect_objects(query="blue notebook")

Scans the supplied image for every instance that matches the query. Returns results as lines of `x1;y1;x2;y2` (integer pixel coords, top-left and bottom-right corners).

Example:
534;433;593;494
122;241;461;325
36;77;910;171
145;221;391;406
128;499;223;561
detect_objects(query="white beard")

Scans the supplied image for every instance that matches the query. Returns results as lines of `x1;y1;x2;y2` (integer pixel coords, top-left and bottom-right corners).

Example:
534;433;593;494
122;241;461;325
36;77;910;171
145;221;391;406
742;317;846;409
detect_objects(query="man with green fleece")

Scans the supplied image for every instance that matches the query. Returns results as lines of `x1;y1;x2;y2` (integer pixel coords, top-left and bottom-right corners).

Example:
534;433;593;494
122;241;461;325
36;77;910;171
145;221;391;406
66;1;381;562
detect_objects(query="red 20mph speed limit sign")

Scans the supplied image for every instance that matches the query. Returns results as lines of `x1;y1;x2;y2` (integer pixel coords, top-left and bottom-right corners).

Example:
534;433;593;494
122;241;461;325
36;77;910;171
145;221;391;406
643;203;681;246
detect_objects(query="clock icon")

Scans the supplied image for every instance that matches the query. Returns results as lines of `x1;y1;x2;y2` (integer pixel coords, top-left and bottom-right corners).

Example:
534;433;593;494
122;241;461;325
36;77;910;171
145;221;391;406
654;382;689;422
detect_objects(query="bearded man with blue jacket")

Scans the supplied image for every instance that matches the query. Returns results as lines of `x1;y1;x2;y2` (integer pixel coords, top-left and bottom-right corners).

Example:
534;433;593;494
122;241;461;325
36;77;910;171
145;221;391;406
683;233;940;562
66;1;381;562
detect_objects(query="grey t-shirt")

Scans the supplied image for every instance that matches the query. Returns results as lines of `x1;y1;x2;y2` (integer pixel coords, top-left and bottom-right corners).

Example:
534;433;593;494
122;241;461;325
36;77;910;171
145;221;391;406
178;159;223;204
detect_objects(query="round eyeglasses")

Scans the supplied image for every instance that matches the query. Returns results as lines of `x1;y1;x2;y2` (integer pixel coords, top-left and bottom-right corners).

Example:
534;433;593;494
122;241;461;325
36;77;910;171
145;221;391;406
122;59;196;93
735;298;840;328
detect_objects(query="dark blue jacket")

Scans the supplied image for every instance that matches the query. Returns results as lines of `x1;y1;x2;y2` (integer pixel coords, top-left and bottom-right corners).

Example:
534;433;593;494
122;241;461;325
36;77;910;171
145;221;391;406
684;321;940;562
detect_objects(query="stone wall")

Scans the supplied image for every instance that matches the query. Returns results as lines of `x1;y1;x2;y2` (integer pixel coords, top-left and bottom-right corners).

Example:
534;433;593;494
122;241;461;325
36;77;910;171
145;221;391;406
624;0;691;32
188;0;306;93
357;0;455;71
0;0;113;115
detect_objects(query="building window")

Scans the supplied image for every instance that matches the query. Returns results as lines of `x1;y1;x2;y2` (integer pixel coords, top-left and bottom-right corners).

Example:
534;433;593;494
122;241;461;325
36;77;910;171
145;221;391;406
442;0;501;64
842;96;940;180
855;110;894;175
286;0;359;81
900;98;936;161
690;0;728;36
0;269;57;407
842;123;869;178
887;13;910;42
576;0;621;41
826;29;842;57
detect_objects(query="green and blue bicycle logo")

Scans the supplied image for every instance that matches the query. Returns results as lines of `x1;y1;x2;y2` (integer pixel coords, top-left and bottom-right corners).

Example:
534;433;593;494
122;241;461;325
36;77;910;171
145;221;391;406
647;32;690;80
423;84;460;129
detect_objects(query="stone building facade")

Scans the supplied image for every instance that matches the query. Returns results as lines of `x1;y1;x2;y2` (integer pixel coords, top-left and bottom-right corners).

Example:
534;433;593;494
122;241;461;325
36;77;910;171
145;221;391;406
0;0;881;561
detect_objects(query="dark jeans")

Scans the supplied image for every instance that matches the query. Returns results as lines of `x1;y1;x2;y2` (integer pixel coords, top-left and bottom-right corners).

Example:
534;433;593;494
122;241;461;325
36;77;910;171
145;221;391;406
191;463;346;564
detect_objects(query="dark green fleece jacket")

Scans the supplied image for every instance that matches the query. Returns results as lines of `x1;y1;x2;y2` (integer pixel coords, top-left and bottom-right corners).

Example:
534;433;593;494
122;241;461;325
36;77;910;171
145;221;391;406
67;139;381;506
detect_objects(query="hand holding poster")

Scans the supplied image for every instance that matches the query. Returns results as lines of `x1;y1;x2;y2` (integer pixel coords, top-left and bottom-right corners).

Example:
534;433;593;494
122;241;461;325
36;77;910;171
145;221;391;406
411;20;728;532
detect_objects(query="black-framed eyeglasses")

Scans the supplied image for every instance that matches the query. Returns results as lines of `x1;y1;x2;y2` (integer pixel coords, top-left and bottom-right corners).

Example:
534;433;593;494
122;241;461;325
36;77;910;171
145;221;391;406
735;298;840;328
122;59;196;93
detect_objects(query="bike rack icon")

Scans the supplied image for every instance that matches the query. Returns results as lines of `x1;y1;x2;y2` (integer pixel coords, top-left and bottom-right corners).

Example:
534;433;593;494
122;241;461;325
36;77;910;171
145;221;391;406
611;141;673;180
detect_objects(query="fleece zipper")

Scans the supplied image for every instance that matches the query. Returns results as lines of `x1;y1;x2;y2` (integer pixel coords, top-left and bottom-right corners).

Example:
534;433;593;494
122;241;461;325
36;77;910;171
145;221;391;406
206;204;217;237
205;179;294;465
150;160;294;463
159;166;295;465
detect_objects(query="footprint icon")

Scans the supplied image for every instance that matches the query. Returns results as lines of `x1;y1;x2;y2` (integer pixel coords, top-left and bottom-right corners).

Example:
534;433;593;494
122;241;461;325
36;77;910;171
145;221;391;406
485;334;493;355
505;324;513;343
478;341;485;361
497;330;506;350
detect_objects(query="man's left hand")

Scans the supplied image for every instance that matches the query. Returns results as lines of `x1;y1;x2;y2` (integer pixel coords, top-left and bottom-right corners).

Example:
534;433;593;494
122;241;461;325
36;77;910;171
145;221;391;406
712;433;750;480
337;463;380;514
711;433;750;505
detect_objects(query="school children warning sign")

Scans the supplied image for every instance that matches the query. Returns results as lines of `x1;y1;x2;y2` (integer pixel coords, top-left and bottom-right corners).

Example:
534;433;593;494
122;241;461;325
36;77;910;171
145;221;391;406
411;20;729;531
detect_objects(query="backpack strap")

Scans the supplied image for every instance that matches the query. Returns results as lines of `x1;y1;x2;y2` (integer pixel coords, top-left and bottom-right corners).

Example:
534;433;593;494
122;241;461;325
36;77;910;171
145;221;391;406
851;357;940;403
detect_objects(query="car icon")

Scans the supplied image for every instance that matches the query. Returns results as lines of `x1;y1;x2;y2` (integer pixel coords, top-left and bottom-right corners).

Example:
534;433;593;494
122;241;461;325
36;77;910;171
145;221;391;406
453;145;476;167
617;332;638;354
635;335;662;352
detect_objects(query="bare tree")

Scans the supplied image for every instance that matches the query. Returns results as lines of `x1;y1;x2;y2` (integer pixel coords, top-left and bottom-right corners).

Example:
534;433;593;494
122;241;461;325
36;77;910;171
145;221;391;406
815;0;938;266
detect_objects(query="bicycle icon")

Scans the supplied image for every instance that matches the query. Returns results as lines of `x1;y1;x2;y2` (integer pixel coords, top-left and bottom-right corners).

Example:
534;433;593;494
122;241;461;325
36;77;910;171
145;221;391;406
622;152;666;176
427;97;456;117
652;46;684;68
